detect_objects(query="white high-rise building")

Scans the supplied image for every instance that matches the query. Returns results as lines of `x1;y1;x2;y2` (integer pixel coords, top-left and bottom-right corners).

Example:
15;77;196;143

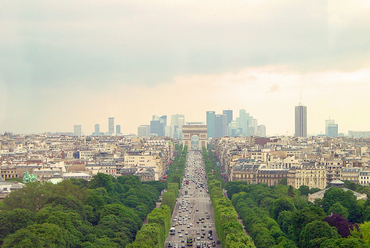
108;117;114;135
248;117;258;136
138;125;150;137
178;116;185;129
257;125;266;137
165;125;174;138
74;125;82;137
170;114;185;138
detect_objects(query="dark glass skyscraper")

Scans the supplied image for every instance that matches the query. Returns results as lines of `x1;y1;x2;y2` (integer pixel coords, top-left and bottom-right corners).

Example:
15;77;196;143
214;114;227;137
116;125;121;135
206;111;215;138
327;124;338;137
295;105;307;137
150;120;164;136
159;115;167;126
223;110;233;126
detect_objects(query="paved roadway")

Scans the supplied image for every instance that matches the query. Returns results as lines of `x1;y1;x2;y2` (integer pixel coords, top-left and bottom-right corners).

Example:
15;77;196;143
164;150;221;248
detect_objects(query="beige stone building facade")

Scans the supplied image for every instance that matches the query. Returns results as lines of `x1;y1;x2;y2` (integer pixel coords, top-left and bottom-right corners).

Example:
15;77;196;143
287;162;327;189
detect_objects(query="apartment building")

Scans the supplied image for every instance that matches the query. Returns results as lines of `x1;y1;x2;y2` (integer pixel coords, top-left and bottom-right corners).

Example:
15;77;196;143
257;168;289;186
287;162;327;189
124;152;165;180
359;171;370;185
341;167;362;183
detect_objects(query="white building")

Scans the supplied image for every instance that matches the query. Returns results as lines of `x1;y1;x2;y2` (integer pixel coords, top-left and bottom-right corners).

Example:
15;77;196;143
138;125;150;137
74;125;82;137
124;153;164;180
359;171;370;186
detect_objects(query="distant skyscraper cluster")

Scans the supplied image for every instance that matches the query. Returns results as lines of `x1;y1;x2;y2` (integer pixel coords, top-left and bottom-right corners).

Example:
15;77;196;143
138;114;185;138
295;105;340;138
74;117;122;136
207;109;266;138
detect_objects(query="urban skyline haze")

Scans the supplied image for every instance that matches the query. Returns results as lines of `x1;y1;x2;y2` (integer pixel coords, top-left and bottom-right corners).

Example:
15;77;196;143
1;0;370;135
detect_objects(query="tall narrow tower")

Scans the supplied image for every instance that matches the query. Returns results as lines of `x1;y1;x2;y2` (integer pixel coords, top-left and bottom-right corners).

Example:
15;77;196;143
108;117;114;135
295;105;307;137
206;111;215;138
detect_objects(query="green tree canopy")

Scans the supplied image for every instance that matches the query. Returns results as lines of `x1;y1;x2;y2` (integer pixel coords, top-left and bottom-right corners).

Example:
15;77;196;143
270;197;297;220
299;220;339;248
2;223;74;248
291;206;326;243
298;185;309;196
328;202;349;219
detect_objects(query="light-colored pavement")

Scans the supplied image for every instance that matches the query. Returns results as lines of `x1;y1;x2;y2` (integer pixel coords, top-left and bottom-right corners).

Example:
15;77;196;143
164;150;221;248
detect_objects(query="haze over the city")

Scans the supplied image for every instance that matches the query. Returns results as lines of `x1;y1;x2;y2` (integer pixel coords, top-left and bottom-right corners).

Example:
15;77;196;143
1;0;370;136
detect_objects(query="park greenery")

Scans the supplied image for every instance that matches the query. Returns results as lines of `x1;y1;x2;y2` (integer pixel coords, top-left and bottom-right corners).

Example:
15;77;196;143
0;172;164;247
202;147;255;248
226;179;370;248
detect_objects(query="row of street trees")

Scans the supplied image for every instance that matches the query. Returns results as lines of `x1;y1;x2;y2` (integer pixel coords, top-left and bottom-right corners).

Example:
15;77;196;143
202;147;255;248
227;181;370;248
128;145;187;247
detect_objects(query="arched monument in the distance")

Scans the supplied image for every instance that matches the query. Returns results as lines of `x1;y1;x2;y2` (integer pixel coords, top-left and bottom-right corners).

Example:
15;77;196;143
182;124;207;149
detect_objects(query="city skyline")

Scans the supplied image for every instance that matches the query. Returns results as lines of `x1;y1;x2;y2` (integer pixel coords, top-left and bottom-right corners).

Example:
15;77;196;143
3;106;368;137
1;0;370;135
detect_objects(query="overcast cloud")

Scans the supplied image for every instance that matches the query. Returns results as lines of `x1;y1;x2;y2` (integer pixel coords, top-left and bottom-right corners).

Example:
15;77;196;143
1;0;370;135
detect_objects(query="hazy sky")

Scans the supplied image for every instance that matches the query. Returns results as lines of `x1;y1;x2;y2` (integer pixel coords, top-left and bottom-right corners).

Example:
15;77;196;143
1;0;370;136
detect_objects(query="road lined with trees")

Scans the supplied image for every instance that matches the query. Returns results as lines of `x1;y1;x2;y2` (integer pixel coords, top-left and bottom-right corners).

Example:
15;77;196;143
128;145;186;248
164;149;220;248
202;147;255;248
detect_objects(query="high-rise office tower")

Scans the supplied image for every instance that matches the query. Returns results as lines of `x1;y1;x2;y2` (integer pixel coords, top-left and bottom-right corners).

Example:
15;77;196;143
178;116;185;128
165;125;174;138
171;114;185;139
238;109;250;136
327;124;338;137
214;114;227;137
206;111;215;138
108;117;114;135
116;125;121;135
325;118;335;136
295;105;307;137
74;125;82;137
171;114;185;127
248;117;258;136
223;110;233;126
159;115;167;127
138;125;150;137
228;121;239;137
93;124;100;136
150;120;164;136
257;125;266;137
